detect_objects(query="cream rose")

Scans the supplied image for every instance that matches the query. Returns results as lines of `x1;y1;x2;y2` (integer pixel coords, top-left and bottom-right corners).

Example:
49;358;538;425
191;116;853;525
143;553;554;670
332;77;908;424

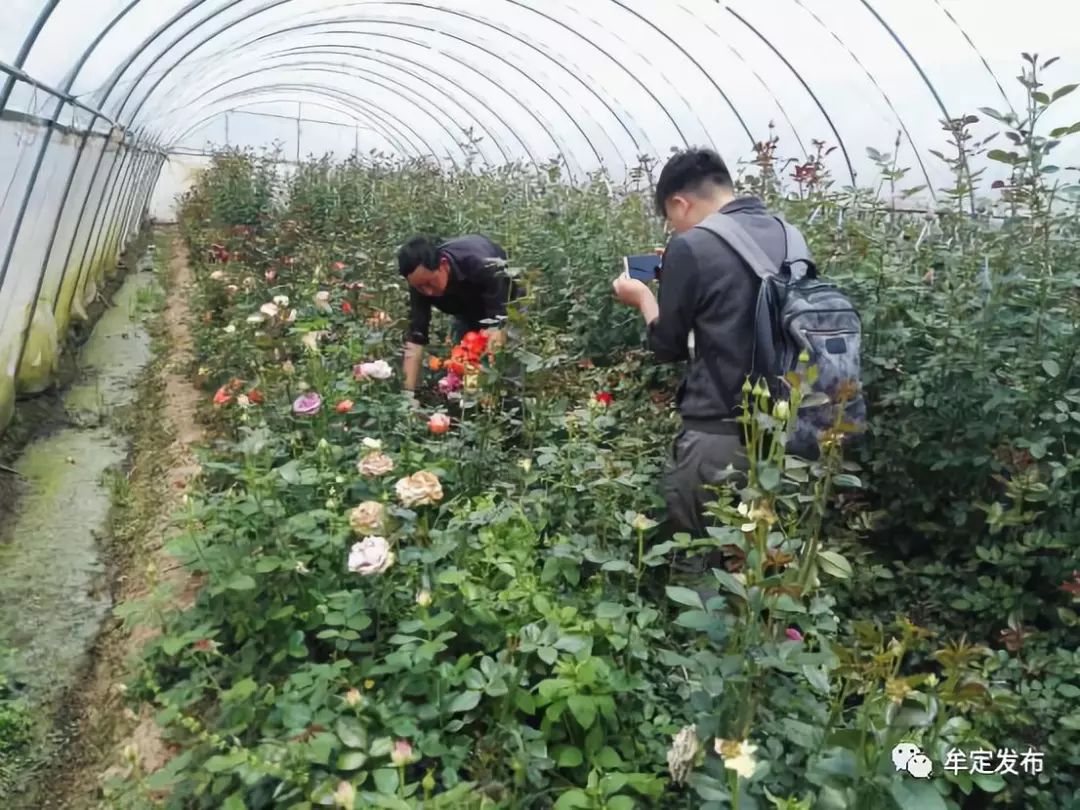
349;501;385;535
347;536;394;575
395;471;443;507
358;451;395;477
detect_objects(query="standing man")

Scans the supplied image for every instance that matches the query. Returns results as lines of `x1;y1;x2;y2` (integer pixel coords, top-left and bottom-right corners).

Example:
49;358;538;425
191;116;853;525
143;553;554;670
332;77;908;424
397;234;522;397
612;148;800;547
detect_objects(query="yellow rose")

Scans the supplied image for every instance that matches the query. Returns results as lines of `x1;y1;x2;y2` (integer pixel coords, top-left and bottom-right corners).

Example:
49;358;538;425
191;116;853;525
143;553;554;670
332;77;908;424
395;471;444;507
348;501;385;535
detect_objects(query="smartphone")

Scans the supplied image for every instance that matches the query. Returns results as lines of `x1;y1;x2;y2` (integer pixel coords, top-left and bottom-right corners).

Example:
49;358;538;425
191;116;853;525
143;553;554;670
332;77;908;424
623;254;661;282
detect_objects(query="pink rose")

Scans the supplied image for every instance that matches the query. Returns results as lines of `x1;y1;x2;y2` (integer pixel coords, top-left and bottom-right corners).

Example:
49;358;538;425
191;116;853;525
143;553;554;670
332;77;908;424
438;372;462;395
293;391;322;415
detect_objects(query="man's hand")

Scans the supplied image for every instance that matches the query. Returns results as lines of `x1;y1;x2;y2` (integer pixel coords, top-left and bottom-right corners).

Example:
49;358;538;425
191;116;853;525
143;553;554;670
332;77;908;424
612;275;650;309
613;274;660;326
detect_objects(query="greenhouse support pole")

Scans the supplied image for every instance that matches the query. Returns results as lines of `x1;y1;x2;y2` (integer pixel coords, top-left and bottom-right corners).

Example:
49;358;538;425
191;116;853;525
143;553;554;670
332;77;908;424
78;133;152;296
124;151;162;241
297;103;301;163
102;144;154;264
115;146;160;250
57;129;136;325
49;129;113;316
0;0;60;111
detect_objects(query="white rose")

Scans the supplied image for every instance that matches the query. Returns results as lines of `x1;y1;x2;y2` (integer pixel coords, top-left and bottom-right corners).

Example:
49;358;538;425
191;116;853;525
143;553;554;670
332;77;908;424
209;270;225;281
260;302;279;318
236;394;250;408
347;536;394;575
314;290;332;312
362;437;382;450
273;295;290;307
224;324;236;334
247;313;265;324
358;360;393;380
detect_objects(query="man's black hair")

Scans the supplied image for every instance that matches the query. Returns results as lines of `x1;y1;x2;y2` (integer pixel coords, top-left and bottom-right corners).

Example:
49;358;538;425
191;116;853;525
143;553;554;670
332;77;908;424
397;235;441;277
653;148;734;216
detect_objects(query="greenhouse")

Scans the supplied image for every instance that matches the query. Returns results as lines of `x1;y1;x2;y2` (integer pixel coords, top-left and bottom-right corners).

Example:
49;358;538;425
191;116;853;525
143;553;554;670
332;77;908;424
1;1;1078;808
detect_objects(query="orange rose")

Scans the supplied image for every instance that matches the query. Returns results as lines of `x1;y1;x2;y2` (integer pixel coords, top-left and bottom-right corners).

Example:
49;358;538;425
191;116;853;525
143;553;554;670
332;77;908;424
428;356;442;371
336;399;354;414
428;413;451;434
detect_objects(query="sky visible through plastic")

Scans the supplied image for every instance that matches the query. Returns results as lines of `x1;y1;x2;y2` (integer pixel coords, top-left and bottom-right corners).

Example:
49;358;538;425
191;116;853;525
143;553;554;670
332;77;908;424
3;0;1080;190
1;1;1079;438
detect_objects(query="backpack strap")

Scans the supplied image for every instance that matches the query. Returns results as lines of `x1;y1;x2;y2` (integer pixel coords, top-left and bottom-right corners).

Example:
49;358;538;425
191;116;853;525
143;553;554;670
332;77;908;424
694;212;780;281
775;217;815;280
695;212;817;282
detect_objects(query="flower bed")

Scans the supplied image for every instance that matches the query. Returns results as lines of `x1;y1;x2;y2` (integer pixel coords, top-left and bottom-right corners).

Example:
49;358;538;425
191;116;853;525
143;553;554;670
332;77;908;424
108;60;1080;810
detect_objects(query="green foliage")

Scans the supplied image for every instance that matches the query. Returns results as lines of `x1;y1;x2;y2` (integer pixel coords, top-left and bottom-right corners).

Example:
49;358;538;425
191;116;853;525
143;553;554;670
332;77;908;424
106;56;1079;809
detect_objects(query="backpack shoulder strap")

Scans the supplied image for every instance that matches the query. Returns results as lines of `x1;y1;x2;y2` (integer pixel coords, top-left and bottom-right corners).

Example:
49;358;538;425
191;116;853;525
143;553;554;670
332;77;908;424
694;212;782;281
775;217;816;280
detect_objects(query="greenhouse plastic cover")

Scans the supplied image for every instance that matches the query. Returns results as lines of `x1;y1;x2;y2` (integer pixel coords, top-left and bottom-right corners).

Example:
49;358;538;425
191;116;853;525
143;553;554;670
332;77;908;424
1;0;1079;436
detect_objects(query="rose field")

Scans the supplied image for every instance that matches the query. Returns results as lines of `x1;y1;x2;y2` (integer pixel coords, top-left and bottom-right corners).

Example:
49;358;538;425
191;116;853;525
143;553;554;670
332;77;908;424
3;55;1080;810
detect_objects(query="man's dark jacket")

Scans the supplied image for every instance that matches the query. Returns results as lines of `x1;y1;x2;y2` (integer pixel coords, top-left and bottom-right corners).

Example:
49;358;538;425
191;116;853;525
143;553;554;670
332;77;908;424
406;235;520;345
647;196;790;428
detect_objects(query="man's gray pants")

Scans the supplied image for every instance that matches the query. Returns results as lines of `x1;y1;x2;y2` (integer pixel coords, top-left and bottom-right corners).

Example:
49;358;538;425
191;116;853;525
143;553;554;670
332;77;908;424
662;427;749;541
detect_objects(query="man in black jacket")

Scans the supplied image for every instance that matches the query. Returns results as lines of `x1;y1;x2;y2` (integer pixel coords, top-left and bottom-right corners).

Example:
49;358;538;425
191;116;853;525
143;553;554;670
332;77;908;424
613;148;793;541
398;234;522;397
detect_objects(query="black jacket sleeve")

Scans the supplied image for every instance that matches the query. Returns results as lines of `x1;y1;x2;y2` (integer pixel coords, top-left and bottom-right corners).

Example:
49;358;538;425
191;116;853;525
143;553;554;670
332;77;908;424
647;235;698;363
407;287;432;345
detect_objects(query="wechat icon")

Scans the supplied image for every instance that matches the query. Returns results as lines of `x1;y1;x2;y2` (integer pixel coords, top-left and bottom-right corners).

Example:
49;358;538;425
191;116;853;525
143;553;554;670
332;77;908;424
892;743;933;779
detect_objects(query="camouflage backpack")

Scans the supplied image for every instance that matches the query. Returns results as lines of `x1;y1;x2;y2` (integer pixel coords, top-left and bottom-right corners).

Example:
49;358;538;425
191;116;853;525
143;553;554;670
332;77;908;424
695;212;867;459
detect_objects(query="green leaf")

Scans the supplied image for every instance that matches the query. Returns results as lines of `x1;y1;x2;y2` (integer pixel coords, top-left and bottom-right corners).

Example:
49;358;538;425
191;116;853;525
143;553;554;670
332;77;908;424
447;690;482;713
336;717;367;749
595;746;624;768
595;602;625;619
606;798;635;810
567;695;597;729
971;772;1006;793
801;664;830;694
372;767;399;795
1052;83;1078;102
817;550;853;579
221;795;247;810
758;465;781;491
1042;359;1061;377
674;610;717;630
287;630;307;658
204;750;247;773
225;573;257;591
553;789;591;809
889;779;946;810
986;149;1018;164
555;745;583;767
337;750;368;770
161;635;187;656
832;473;862;488
222;678;257;703
665;586;704;610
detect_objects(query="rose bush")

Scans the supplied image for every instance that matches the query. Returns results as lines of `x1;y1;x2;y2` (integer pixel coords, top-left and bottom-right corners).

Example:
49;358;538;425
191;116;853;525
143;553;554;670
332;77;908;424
109;59;1079;810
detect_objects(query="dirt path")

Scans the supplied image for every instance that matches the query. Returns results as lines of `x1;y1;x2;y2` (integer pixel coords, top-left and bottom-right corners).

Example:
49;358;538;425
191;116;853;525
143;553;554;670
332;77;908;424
40;226;205;809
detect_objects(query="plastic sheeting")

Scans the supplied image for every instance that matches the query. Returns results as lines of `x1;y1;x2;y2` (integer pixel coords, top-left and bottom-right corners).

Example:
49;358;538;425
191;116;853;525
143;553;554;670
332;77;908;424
2;1;1080;434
